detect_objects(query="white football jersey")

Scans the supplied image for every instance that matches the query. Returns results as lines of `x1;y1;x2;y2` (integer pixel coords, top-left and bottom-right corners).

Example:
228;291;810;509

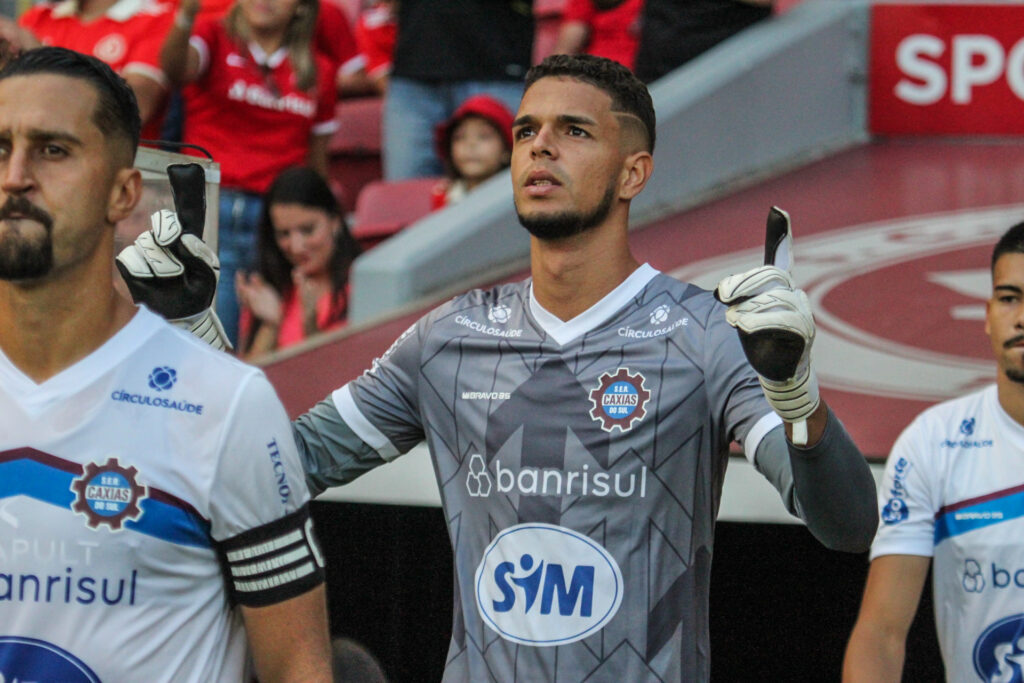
0;307;319;682
872;385;1024;683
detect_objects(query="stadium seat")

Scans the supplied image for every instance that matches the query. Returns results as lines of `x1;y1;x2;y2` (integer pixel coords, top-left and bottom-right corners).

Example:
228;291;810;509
533;0;567;64
329;96;384;214
351;177;442;250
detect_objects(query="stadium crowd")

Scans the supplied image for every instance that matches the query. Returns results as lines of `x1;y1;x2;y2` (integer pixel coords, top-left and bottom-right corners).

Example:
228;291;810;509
0;0;775;351
10;1;977;682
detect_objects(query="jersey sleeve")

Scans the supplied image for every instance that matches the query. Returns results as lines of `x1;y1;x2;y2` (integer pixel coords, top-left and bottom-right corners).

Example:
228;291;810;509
562;0;596;24
333;318;429;459
120;8;175;87
312;53;340;135
701;299;780;460
355;9;395;78
189;18;219;80
869;418;939;560
208;370;324;606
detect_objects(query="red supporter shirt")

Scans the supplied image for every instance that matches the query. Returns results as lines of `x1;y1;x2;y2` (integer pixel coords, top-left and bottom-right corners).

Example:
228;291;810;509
183;19;339;194
355;2;395;79
316;1;360;80
562;0;643;71
20;0;174;137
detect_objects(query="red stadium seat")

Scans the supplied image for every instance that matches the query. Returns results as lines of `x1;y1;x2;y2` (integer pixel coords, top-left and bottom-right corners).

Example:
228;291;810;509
329;96;384;214
330;96;382;155
351;177;443;250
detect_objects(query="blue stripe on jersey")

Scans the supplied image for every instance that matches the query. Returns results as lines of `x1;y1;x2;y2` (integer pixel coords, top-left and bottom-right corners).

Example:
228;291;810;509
0;455;212;549
934;488;1024;544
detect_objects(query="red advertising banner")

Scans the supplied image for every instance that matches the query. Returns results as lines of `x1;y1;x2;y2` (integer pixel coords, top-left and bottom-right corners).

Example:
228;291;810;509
870;4;1024;134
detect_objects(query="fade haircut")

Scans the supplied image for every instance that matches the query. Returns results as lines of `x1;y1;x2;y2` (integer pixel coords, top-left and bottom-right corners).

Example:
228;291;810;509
0;46;140;163
524;54;656;153
992;220;1024;271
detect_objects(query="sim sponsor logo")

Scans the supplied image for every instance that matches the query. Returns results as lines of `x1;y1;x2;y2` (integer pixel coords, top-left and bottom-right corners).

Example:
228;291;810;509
475;523;623;646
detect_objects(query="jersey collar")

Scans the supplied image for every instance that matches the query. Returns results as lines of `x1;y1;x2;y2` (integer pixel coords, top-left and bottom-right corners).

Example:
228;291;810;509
528;263;659;346
247;41;288;69
53;0;155;21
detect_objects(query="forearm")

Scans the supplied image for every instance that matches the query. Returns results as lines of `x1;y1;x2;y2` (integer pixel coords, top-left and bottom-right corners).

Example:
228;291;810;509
124;73;166;127
160;15;196;86
242;321;280;361
787;405;878;551
307;135;329;178
242;585;332;683
755;407;878;552
292;395;388;496
842;626;905;683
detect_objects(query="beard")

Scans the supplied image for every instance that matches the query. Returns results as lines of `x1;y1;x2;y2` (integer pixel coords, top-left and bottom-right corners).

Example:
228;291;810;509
516;183;616;241
0;196;55;280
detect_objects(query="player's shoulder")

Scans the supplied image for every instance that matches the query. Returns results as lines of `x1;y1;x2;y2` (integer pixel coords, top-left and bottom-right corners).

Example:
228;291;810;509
417;280;531;339
898;386;995;450
644;271;722;324
914;385;993;426
434;280;529;319
141;307;264;381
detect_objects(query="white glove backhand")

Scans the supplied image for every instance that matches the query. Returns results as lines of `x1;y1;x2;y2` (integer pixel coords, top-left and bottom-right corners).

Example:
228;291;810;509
116;209;231;351
715;210;820;445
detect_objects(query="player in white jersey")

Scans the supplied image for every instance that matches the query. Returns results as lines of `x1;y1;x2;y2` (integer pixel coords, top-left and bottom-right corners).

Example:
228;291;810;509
0;47;331;681
844;221;1024;682
121;55;879;680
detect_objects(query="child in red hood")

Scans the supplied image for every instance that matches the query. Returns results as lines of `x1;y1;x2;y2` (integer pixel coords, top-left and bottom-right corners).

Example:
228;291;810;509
431;94;514;209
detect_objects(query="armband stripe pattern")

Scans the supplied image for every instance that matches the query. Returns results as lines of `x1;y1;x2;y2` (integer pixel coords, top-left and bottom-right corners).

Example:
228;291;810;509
226;529;304;562
216;503;325;607
230;546;311;577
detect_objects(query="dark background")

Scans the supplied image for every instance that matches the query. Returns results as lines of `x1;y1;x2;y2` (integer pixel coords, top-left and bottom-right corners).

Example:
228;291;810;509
311;501;944;682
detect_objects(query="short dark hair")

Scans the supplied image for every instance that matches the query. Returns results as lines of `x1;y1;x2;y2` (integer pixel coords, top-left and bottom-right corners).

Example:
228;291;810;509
0;46;140;161
992;220;1024;271
524;54;656;153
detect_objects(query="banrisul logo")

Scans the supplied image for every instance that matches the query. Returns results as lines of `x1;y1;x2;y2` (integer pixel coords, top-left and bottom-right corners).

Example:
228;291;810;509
474;523;624;646
0;636;101;682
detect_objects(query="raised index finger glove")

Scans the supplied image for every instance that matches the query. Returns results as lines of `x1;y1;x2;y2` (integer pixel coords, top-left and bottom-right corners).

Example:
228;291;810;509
714;208;820;445
115;163;231;351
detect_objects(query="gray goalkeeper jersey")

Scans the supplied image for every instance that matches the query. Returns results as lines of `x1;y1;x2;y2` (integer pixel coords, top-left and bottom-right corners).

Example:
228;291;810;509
310;265;786;681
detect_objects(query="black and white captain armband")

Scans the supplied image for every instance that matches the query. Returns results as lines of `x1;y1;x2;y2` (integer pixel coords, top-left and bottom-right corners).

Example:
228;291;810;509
216;504;326;607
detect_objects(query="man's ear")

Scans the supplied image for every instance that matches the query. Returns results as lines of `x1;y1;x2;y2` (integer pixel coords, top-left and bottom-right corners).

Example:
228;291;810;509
107;166;143;224
618;151;653;201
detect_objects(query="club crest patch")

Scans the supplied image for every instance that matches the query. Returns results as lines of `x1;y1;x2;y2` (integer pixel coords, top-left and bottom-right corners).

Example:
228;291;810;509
589;368;651;432
71;458;147;530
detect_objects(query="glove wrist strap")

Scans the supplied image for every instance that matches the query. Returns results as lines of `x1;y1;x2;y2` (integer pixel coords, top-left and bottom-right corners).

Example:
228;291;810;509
758;368;820;446
172;309;233;351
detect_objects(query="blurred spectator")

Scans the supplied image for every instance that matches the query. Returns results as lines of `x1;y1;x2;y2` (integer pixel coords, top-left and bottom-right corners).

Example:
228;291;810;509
383;0;531;180
236;166;361;360
160;0;357;145
0;0;174;138
338;0;394;96
316;0;364;95
431;94;512;209
553;0;644;71
634;0;771;82
161;0;339;347
331;637;389;683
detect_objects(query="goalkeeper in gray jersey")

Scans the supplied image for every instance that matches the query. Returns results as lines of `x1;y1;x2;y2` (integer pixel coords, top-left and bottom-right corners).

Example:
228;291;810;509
120;55;878;682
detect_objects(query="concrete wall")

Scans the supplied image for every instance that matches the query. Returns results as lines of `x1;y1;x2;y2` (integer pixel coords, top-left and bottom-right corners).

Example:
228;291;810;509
348;0;870;324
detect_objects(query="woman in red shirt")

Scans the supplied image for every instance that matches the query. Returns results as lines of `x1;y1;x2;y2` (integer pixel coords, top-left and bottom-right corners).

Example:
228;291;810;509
160;0;338;348
235;166;361;360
